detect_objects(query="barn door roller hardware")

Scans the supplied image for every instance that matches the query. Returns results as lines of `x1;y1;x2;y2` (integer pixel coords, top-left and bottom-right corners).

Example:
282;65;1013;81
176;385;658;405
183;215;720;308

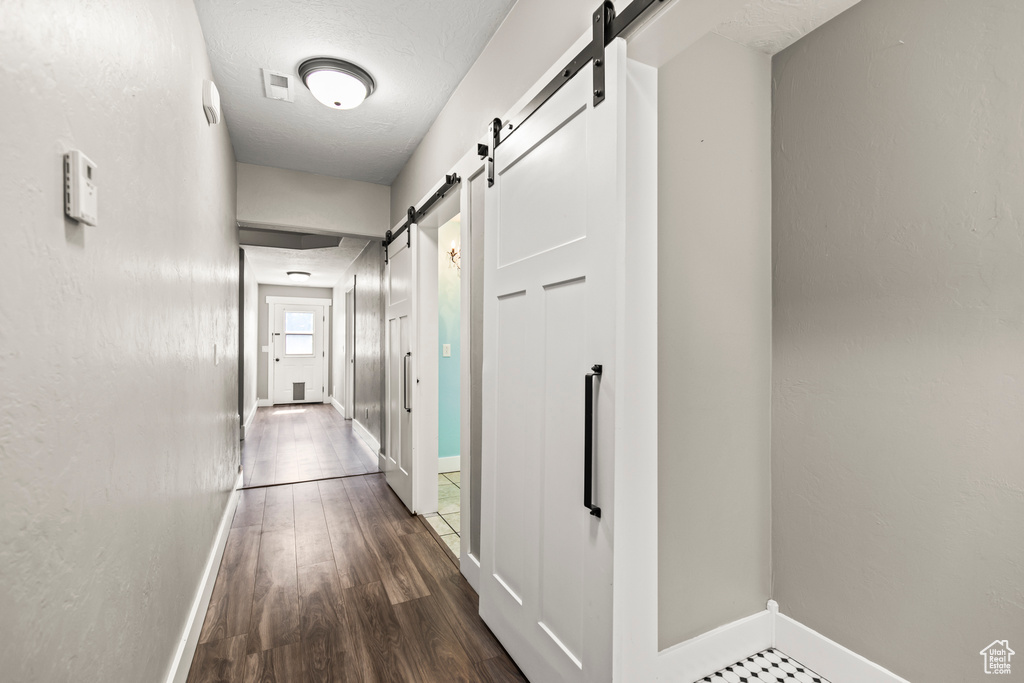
485;0;666;186
383;172;462;263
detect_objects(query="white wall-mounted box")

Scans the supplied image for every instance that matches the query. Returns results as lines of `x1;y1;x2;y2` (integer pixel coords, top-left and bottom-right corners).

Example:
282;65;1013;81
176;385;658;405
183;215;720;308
64;150;97;226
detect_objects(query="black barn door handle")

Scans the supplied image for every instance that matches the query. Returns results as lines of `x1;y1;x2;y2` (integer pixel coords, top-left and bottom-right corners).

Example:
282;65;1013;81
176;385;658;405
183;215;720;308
584;364;602;518
403;352;412;412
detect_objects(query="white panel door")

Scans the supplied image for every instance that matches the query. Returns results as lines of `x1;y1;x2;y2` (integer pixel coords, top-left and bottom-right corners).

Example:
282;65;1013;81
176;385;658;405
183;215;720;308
480;40;624;683
272;303;325;404
384;231;415;511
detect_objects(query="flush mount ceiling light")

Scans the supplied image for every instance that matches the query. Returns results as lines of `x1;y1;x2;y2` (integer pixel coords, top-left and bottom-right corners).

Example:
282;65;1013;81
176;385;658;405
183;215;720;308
298;57;375;110
287;271;311;282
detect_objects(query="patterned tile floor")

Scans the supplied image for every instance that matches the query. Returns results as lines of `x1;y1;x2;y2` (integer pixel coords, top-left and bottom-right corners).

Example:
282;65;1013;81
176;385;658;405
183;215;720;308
700;649;830;683
424;472;461;556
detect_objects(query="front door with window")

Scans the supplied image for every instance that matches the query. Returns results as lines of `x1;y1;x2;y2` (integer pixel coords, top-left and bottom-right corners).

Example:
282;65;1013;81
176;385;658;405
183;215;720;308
272;302;326;404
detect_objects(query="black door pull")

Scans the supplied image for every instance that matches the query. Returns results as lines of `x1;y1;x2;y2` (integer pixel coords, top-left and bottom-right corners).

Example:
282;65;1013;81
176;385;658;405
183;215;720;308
584;364;602;518
403;352;412;412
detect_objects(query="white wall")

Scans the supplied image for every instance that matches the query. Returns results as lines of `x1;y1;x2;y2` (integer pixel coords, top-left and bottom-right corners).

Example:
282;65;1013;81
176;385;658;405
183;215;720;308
236;162;391;238
657;33;773;648
772;0;1024;680
0;1;239;681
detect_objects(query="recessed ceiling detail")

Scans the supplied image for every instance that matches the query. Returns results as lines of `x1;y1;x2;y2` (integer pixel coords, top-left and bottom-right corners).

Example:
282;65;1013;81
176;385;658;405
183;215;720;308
244;239;370;288
193;0;517;185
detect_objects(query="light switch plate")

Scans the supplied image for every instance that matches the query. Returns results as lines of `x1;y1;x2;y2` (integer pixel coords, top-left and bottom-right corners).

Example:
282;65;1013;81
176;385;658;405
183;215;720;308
442;344;451;357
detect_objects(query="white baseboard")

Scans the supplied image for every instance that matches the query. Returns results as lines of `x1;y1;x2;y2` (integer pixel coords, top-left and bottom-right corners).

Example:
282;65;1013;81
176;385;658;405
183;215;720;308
661;601;910;683
330;397;346;419
774;611;910;683
256;398;272;407
438;455;460;473
165;472;243;683
352;419;381;469
241;402;259;440
658;609;772;681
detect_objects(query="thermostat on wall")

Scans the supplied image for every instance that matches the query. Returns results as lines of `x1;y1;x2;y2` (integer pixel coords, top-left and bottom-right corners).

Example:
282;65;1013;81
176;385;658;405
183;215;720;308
64;150;98;226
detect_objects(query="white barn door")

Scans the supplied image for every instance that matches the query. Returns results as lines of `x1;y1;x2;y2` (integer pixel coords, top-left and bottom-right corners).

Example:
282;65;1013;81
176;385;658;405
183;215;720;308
384;232;416;511
479;39;625;683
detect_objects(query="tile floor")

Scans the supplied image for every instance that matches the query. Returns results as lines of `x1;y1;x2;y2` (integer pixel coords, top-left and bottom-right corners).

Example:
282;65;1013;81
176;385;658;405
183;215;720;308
699;649;830;683
424;472;461;557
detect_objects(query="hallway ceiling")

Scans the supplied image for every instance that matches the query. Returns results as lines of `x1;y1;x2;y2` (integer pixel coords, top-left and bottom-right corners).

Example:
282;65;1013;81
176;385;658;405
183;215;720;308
193;0;516;185
714;0;863;54
244;239;370;288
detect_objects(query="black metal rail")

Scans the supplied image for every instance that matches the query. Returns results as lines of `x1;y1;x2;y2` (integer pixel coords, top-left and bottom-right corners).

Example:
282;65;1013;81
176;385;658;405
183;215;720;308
383;172;461;263
483;0;666;185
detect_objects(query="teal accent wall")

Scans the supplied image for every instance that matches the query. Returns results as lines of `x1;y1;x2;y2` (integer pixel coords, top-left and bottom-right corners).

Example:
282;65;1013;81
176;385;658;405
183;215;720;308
438;218;461;459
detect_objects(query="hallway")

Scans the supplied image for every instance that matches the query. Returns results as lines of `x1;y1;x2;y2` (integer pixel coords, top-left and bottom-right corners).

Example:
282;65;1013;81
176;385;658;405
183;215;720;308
241;405;376;488
188;465;525;681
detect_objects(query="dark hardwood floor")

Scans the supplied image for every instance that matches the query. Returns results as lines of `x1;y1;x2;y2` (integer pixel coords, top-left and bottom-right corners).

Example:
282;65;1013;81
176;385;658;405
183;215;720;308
187;470;527;682
241;405;376;488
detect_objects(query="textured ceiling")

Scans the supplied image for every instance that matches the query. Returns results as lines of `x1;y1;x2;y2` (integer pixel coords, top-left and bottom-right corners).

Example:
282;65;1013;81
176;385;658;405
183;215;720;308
194;0;516;185
714;0;863;54
244;239;370;287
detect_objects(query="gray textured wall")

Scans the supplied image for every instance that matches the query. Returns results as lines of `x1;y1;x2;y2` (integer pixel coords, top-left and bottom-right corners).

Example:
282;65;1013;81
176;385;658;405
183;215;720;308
347;243;386;446
658;33;772;649
772;1;1024;679
256;284;334;400
0;1;238;680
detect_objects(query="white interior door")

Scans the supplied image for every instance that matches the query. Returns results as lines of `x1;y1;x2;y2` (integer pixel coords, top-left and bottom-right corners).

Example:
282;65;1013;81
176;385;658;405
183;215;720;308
272;303;326;404
384;231;416;511
479;40;624;683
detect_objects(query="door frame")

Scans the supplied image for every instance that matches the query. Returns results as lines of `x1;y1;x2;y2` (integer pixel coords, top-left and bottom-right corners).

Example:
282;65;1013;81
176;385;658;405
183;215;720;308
266;295;332;406
399;149;487;586
344;278;356;418
456;163;487;591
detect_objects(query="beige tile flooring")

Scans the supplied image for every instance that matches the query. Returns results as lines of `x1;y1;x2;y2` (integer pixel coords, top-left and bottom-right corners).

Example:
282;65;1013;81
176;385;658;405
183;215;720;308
424;472;461;556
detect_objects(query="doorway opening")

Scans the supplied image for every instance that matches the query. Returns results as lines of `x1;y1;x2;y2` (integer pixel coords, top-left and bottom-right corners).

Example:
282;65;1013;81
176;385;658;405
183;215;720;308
434;214;463;556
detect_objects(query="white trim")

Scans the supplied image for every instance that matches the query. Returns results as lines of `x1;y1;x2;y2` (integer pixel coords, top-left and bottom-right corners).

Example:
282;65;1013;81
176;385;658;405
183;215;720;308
352;419;380;467
655;603;911;683
165;472;243;683
344;278;356;424
241;401;258;439
458;163;486;594
774;611;911;683
438;455;460;473
657;610;773;682
257;398;273;407
264;295;333;307
330;396;346;419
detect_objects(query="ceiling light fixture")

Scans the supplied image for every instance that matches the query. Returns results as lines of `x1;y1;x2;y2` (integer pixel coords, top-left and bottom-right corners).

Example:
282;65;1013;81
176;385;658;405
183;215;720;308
287;271;311;282
298;57;375;110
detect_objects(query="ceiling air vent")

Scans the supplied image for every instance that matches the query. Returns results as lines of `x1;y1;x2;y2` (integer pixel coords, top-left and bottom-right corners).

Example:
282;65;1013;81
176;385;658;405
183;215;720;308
262;68;295;102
